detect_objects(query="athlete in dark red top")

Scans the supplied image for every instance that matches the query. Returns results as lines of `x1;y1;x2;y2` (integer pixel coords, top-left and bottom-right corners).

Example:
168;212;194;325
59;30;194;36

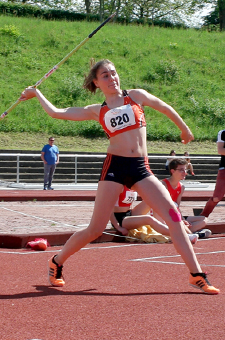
201;129;225;217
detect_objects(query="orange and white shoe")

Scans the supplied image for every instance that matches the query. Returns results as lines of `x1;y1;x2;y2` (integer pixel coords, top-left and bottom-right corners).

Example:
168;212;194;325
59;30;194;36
48;255;65;287
189;272;220;294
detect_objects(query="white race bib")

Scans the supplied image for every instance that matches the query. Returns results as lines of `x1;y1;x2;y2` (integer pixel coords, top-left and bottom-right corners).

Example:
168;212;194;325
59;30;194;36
104;104;136;133
122;190;138;205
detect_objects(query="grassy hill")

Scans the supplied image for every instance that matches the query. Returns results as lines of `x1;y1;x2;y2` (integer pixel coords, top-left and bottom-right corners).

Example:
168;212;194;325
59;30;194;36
0;15;225;152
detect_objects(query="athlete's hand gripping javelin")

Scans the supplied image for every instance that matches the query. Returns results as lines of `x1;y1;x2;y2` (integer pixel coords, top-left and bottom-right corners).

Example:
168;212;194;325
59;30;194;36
20;86;37;101
1;13;115;119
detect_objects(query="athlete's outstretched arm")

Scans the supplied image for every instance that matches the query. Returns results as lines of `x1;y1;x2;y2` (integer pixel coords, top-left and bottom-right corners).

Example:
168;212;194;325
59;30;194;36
129;89;194;144
20;87;100;121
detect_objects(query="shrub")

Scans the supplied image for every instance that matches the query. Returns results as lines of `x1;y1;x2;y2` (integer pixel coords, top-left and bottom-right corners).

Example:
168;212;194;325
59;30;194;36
0;24;21;37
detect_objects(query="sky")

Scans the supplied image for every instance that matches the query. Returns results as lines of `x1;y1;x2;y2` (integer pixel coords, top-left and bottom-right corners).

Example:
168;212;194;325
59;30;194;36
180;4;215;28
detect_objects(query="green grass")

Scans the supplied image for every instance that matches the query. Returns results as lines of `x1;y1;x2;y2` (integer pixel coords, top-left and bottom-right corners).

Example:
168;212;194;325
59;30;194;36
0;15;225;151
0;132;217;155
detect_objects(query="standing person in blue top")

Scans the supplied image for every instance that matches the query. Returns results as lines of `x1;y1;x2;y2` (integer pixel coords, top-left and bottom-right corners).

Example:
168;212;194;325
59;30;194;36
41;137;59;190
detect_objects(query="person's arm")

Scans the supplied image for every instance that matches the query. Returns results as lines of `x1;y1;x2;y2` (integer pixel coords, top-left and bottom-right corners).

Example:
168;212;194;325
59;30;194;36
217;141;225;156
176;184;185;207
176;184;192;232
129;89;194;144
20;87;100;122
56;153;59;165
109;212;128;236
182;220;192;234
41;151;47;164
110;212;120;230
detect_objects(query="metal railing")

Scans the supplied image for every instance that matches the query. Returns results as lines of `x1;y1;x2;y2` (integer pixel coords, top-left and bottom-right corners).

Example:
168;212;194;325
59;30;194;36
0;153;106;184
0;153;220;184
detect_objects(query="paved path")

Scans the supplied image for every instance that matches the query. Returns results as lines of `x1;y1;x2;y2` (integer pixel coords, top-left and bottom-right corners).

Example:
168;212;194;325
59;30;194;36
0;182;224;248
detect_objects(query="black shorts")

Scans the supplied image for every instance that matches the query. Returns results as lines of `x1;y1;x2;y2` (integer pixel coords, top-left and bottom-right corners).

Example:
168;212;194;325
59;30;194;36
100;154;153;189
112;210;132;228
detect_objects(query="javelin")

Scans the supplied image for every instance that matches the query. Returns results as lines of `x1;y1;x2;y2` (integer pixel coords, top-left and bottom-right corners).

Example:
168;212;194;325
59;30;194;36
1;13;116;119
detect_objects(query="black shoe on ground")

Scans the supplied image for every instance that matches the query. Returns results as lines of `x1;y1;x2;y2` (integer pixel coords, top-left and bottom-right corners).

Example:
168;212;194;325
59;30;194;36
194;229;212;239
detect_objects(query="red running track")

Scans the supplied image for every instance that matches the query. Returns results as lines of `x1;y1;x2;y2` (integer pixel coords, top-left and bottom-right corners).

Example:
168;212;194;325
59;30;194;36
0;189;224;201
1;237;225;340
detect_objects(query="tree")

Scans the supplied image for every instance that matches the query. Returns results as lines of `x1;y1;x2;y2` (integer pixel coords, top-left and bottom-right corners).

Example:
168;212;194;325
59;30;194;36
202;0;225;30
8;0;225;29
8;0;83;11
203;6;219;26
100;0;216;25
218;0;225;29
84;0;92;13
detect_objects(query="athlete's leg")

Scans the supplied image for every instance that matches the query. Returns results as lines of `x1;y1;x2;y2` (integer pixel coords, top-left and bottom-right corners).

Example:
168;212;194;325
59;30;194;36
43;163;50;187
48;164;56;188
55;181;123;265
132;193;197;238
113;223;129;236
186;216;208;232
201;169;225;217
131;200;150;216
111;211;129;236
122;214;170;236
123;199;170;235
133;176;201;273
187;162;194;175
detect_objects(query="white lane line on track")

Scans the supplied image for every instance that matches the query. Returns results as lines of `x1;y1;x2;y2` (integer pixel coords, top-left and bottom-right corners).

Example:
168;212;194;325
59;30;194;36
1;240;225;256
133;260;225;267
0;243;150;255
0;224;89;231
198;237;225;241
0;206;138;241
131;250;225;261
0;206;89;230
0;203;94;207
130;250;225;268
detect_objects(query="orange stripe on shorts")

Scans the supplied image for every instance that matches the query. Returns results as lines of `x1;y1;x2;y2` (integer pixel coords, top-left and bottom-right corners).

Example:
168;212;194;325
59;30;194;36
100;154;112;181
144;156;154;175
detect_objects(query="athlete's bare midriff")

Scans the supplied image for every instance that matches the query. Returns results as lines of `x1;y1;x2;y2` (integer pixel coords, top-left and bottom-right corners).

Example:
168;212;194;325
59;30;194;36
106;127;148;157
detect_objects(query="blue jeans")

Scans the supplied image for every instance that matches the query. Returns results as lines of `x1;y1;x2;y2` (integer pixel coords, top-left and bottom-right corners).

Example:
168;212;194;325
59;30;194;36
44;163;56;188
